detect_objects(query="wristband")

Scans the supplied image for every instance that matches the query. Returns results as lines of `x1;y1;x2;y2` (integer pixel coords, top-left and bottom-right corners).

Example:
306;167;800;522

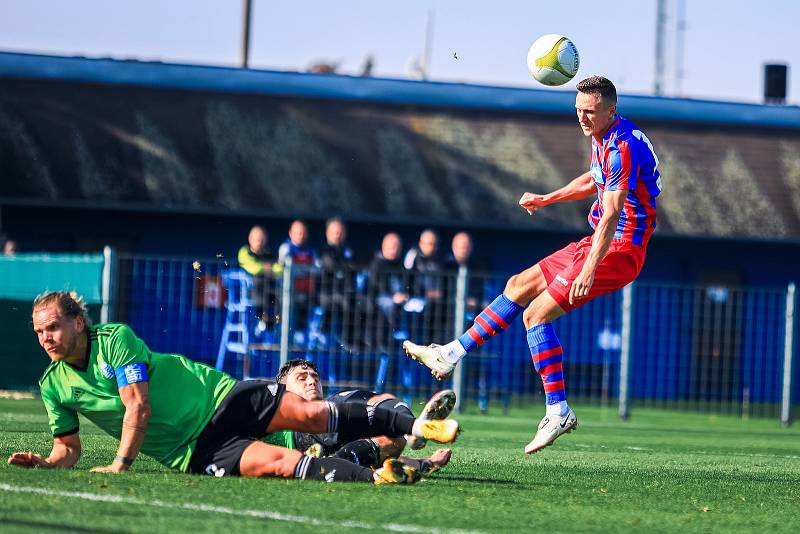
114;454;134;466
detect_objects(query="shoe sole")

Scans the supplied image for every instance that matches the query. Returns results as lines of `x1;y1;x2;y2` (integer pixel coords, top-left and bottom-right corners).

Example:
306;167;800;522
422;390;457;420
525;420;578;454
403;343;454;380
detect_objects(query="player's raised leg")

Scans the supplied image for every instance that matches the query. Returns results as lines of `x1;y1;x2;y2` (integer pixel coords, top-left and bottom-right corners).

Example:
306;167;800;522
403;265;548;379
521;291;577;454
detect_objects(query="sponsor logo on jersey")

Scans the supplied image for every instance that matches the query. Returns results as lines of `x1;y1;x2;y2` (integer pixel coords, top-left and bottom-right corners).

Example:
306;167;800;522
267;382;278;395
324;469;337;483
555;275;569;287
366;405;376;425
72;388;85;401
100;362;115;380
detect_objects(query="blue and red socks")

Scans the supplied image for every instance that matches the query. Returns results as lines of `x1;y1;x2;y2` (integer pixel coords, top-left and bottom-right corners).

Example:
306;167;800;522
527;323;569;416
456;294;524;355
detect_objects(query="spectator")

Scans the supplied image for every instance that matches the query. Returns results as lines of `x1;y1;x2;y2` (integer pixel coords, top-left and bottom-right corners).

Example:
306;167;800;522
443;232;473;270
278;220;319;339
319;217;355;274
404;229;443;300
404;229;446;337
3;238;18;256
367;232;410;352
236;225;281;377
319;217;356;343
443;231;489;313
237;224;281;327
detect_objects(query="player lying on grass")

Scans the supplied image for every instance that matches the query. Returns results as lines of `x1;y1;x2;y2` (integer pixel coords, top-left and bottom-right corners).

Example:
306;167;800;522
7;291;460;484
267;358;454;475
403;76;661;454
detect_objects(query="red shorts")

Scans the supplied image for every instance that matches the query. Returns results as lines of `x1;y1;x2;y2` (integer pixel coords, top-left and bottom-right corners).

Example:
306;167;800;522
538;236;646;313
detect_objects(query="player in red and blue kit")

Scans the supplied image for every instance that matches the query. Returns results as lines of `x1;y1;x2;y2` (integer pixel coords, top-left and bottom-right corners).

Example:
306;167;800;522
404;76;662;454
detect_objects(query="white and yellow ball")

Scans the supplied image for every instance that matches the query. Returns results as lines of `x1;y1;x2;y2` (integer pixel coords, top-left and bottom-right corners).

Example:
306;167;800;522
527;34;580;86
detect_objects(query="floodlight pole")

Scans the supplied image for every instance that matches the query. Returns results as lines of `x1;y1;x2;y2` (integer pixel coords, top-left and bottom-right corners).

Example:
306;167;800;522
241;0;253;68
654;0;666;96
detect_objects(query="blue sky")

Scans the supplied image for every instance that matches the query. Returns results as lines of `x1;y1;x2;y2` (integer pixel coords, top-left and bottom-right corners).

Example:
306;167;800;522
0;0;797;105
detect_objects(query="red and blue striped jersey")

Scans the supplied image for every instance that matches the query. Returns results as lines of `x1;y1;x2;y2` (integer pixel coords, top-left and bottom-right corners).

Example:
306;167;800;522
588;115;662;247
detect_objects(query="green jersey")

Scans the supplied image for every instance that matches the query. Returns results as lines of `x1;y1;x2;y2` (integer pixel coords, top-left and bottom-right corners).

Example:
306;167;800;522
38;323;237;471
263;430;295;449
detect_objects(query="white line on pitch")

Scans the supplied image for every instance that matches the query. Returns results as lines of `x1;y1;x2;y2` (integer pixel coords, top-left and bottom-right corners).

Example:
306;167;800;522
0;483;484;534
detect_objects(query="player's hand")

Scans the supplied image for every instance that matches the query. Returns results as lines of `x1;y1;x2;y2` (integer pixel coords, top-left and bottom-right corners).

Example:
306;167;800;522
518;192;547;215
569;268;595;305
7;452;52;468
90;462;128;474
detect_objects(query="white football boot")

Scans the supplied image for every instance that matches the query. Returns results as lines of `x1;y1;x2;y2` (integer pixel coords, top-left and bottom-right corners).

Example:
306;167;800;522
524;408;578;454
402;341;456;380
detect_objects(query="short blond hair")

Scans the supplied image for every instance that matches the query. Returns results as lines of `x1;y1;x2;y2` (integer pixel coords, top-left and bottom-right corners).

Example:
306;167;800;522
32;291;92;327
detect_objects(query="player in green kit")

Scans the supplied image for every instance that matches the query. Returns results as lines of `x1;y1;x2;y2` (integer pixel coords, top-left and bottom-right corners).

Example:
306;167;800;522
7;291;460;484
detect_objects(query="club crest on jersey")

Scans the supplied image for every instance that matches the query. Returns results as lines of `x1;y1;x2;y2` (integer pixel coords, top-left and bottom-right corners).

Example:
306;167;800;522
99;362;115;380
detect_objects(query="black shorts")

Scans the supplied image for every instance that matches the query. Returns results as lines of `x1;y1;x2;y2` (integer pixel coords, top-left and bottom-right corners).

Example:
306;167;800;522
188;379;285;477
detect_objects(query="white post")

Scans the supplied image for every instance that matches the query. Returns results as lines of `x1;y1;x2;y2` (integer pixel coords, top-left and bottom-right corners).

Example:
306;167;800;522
452;266;468;412
618;283;633;420
101;246;116;323
781;283;795;427
279;258;293;369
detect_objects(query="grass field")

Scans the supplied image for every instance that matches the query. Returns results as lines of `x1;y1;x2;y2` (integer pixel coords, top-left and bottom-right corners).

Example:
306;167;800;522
2;397;799;533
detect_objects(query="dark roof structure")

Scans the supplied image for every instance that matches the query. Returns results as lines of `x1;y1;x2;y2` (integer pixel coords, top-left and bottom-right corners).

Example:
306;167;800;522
2;51;799;240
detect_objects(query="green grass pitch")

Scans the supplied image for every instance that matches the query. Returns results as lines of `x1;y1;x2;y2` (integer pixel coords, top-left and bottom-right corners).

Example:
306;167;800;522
1;397;799;533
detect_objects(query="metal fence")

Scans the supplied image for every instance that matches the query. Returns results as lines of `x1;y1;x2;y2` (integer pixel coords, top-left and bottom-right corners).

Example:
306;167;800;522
111;254;798;424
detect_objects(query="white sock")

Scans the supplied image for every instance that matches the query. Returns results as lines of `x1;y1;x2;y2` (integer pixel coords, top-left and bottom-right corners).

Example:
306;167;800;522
546;401;570;417
441;340;467;364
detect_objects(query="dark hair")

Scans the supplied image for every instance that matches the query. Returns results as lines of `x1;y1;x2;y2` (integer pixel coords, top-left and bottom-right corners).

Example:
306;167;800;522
576;76;617;106
32;291;92;327
276;358;319;383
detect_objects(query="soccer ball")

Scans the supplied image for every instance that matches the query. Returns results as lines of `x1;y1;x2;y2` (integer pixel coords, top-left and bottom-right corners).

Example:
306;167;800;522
527;34;580;86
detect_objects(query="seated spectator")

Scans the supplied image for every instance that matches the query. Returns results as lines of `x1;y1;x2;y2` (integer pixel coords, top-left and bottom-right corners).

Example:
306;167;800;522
367;232;410;352
404;229;443;301
443;231;490;319
236;225;281;377
3;237;18;256
278;220;319;340
237;225;281;330
443;232;473;271
319;216;355;278
319;217;356;343
403;229;446;337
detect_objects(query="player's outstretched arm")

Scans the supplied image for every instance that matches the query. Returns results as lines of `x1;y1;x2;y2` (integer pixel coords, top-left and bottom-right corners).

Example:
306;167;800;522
7;433;82;469
91;381;151;473
518;171;595;214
